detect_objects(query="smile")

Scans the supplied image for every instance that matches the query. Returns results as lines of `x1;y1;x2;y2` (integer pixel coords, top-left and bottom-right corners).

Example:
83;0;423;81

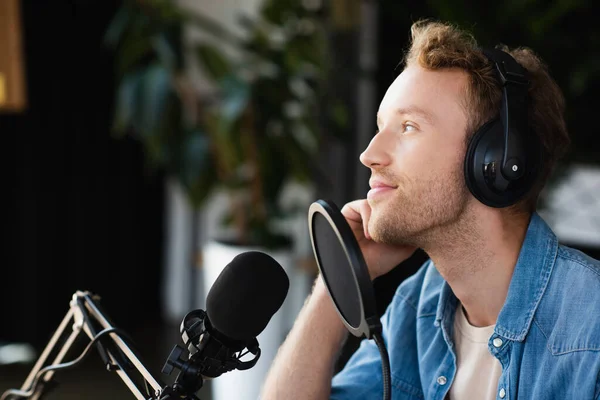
367;186;396;200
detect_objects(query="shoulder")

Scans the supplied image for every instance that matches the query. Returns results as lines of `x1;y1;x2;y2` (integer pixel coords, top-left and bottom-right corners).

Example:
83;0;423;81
547;244;600;301
535;244;600;355
556;244;600;278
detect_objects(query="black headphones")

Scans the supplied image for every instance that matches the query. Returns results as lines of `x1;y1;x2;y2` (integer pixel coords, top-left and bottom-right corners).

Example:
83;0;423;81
464;48;541;208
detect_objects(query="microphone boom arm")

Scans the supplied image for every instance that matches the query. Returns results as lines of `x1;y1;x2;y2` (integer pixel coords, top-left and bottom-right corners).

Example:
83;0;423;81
2;290;165;400
3;253;283;400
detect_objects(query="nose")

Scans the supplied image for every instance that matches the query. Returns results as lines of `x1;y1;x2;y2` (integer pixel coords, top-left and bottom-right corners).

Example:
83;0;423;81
359;130;393;168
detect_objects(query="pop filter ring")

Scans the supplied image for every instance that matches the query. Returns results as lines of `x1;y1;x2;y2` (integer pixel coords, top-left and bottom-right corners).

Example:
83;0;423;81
308;199;382;339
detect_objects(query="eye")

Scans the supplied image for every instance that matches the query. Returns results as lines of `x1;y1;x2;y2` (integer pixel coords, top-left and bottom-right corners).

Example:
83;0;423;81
402;123;417;133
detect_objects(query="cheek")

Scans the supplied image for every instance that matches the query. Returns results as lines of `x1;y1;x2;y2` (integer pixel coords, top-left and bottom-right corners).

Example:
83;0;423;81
399;139;462;175
397;139;467;195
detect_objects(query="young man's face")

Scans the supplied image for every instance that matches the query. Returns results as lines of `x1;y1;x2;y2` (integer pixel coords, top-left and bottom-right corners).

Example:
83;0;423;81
361;64;473;246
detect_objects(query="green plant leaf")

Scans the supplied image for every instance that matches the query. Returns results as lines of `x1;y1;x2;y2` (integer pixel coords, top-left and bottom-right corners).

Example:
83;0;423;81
261;0;299;25
109;11;159;76
219;75;251;131
196;43;232;81
104;5;132;48
330;99;349;136
105;0;344;239
155;91;183;167
112;71;143;136
140;64;172;138
152;33;178;71
204;112;240;179
178;130;218;208
184;11;242;47
276;128;329;185
259;140;289;205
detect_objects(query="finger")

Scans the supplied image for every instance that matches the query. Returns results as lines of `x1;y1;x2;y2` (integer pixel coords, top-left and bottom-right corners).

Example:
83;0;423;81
359;201;372;240
341;200;363;223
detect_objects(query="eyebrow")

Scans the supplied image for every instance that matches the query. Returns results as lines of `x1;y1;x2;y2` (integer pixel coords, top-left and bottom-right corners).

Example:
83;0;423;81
377;106;437;127
397;106;437;125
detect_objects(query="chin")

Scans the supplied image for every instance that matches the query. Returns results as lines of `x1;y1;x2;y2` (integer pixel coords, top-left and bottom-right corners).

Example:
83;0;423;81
369;204;398;233
369;201;389;219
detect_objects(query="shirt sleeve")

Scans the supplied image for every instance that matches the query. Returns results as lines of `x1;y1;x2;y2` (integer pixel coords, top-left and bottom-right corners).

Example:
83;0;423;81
330;300;394;400
330;335;385;400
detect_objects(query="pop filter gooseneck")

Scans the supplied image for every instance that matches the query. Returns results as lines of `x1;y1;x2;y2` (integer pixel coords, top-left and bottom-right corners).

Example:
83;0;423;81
308;199;391;400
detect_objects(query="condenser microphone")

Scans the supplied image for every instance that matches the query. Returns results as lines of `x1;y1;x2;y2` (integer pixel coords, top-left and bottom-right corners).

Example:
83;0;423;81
308;199;391;400
205;251;289;343
161;251;289;396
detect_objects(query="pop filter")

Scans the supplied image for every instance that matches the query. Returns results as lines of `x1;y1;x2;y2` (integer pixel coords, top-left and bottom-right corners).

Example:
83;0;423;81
307;199;381;338
308;199;392;400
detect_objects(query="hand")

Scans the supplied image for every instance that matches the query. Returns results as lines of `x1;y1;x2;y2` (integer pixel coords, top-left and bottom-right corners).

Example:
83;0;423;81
341;199;417;280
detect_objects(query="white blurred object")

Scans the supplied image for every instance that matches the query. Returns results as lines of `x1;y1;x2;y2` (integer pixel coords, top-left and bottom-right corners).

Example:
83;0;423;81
162;176;197;324
539;164;600;247
0;342;36;365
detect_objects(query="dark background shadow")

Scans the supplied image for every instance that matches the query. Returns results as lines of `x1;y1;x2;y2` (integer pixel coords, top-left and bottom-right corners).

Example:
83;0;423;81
0;0;164;348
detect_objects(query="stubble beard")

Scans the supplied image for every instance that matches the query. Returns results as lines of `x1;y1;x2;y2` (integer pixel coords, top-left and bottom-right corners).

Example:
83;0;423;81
368;168;471;249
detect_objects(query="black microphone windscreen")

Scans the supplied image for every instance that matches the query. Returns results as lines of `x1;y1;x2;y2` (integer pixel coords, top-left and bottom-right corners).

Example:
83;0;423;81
205;251;289;342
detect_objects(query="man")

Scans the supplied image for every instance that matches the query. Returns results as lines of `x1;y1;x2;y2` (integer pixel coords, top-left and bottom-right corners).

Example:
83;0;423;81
261;19;600;400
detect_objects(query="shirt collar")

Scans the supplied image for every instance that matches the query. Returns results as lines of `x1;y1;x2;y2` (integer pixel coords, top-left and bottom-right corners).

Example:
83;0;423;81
495;212;558;341
435;212;558;341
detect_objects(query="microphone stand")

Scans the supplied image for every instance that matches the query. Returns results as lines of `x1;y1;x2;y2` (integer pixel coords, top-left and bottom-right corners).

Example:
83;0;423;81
0;291;202;400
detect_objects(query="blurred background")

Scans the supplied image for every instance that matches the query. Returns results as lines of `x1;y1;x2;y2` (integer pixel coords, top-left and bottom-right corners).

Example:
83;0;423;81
0;0;599;399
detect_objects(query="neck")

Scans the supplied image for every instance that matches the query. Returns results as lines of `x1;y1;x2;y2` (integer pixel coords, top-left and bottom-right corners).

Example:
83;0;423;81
422;207;531;327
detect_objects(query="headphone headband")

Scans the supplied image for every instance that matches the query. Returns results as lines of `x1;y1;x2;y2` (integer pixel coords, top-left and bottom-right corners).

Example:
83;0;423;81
482;48;530;182
482;48;529;86
464;47;537;208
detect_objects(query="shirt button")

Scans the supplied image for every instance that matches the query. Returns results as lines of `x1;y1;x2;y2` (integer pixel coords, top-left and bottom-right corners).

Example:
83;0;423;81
437;376;447;385
493;338;503;348
499;388;506;398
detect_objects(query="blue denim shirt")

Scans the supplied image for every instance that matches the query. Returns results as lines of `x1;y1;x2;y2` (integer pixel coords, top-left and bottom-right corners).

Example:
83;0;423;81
331;213;600;399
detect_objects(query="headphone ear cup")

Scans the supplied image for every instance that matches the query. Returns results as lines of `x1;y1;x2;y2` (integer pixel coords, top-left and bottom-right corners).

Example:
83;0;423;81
464;118;541;208
465;119;499;206
464;118;528;208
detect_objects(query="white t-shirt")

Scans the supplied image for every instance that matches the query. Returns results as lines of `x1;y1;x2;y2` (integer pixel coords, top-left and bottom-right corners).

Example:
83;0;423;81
449;305;503;400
